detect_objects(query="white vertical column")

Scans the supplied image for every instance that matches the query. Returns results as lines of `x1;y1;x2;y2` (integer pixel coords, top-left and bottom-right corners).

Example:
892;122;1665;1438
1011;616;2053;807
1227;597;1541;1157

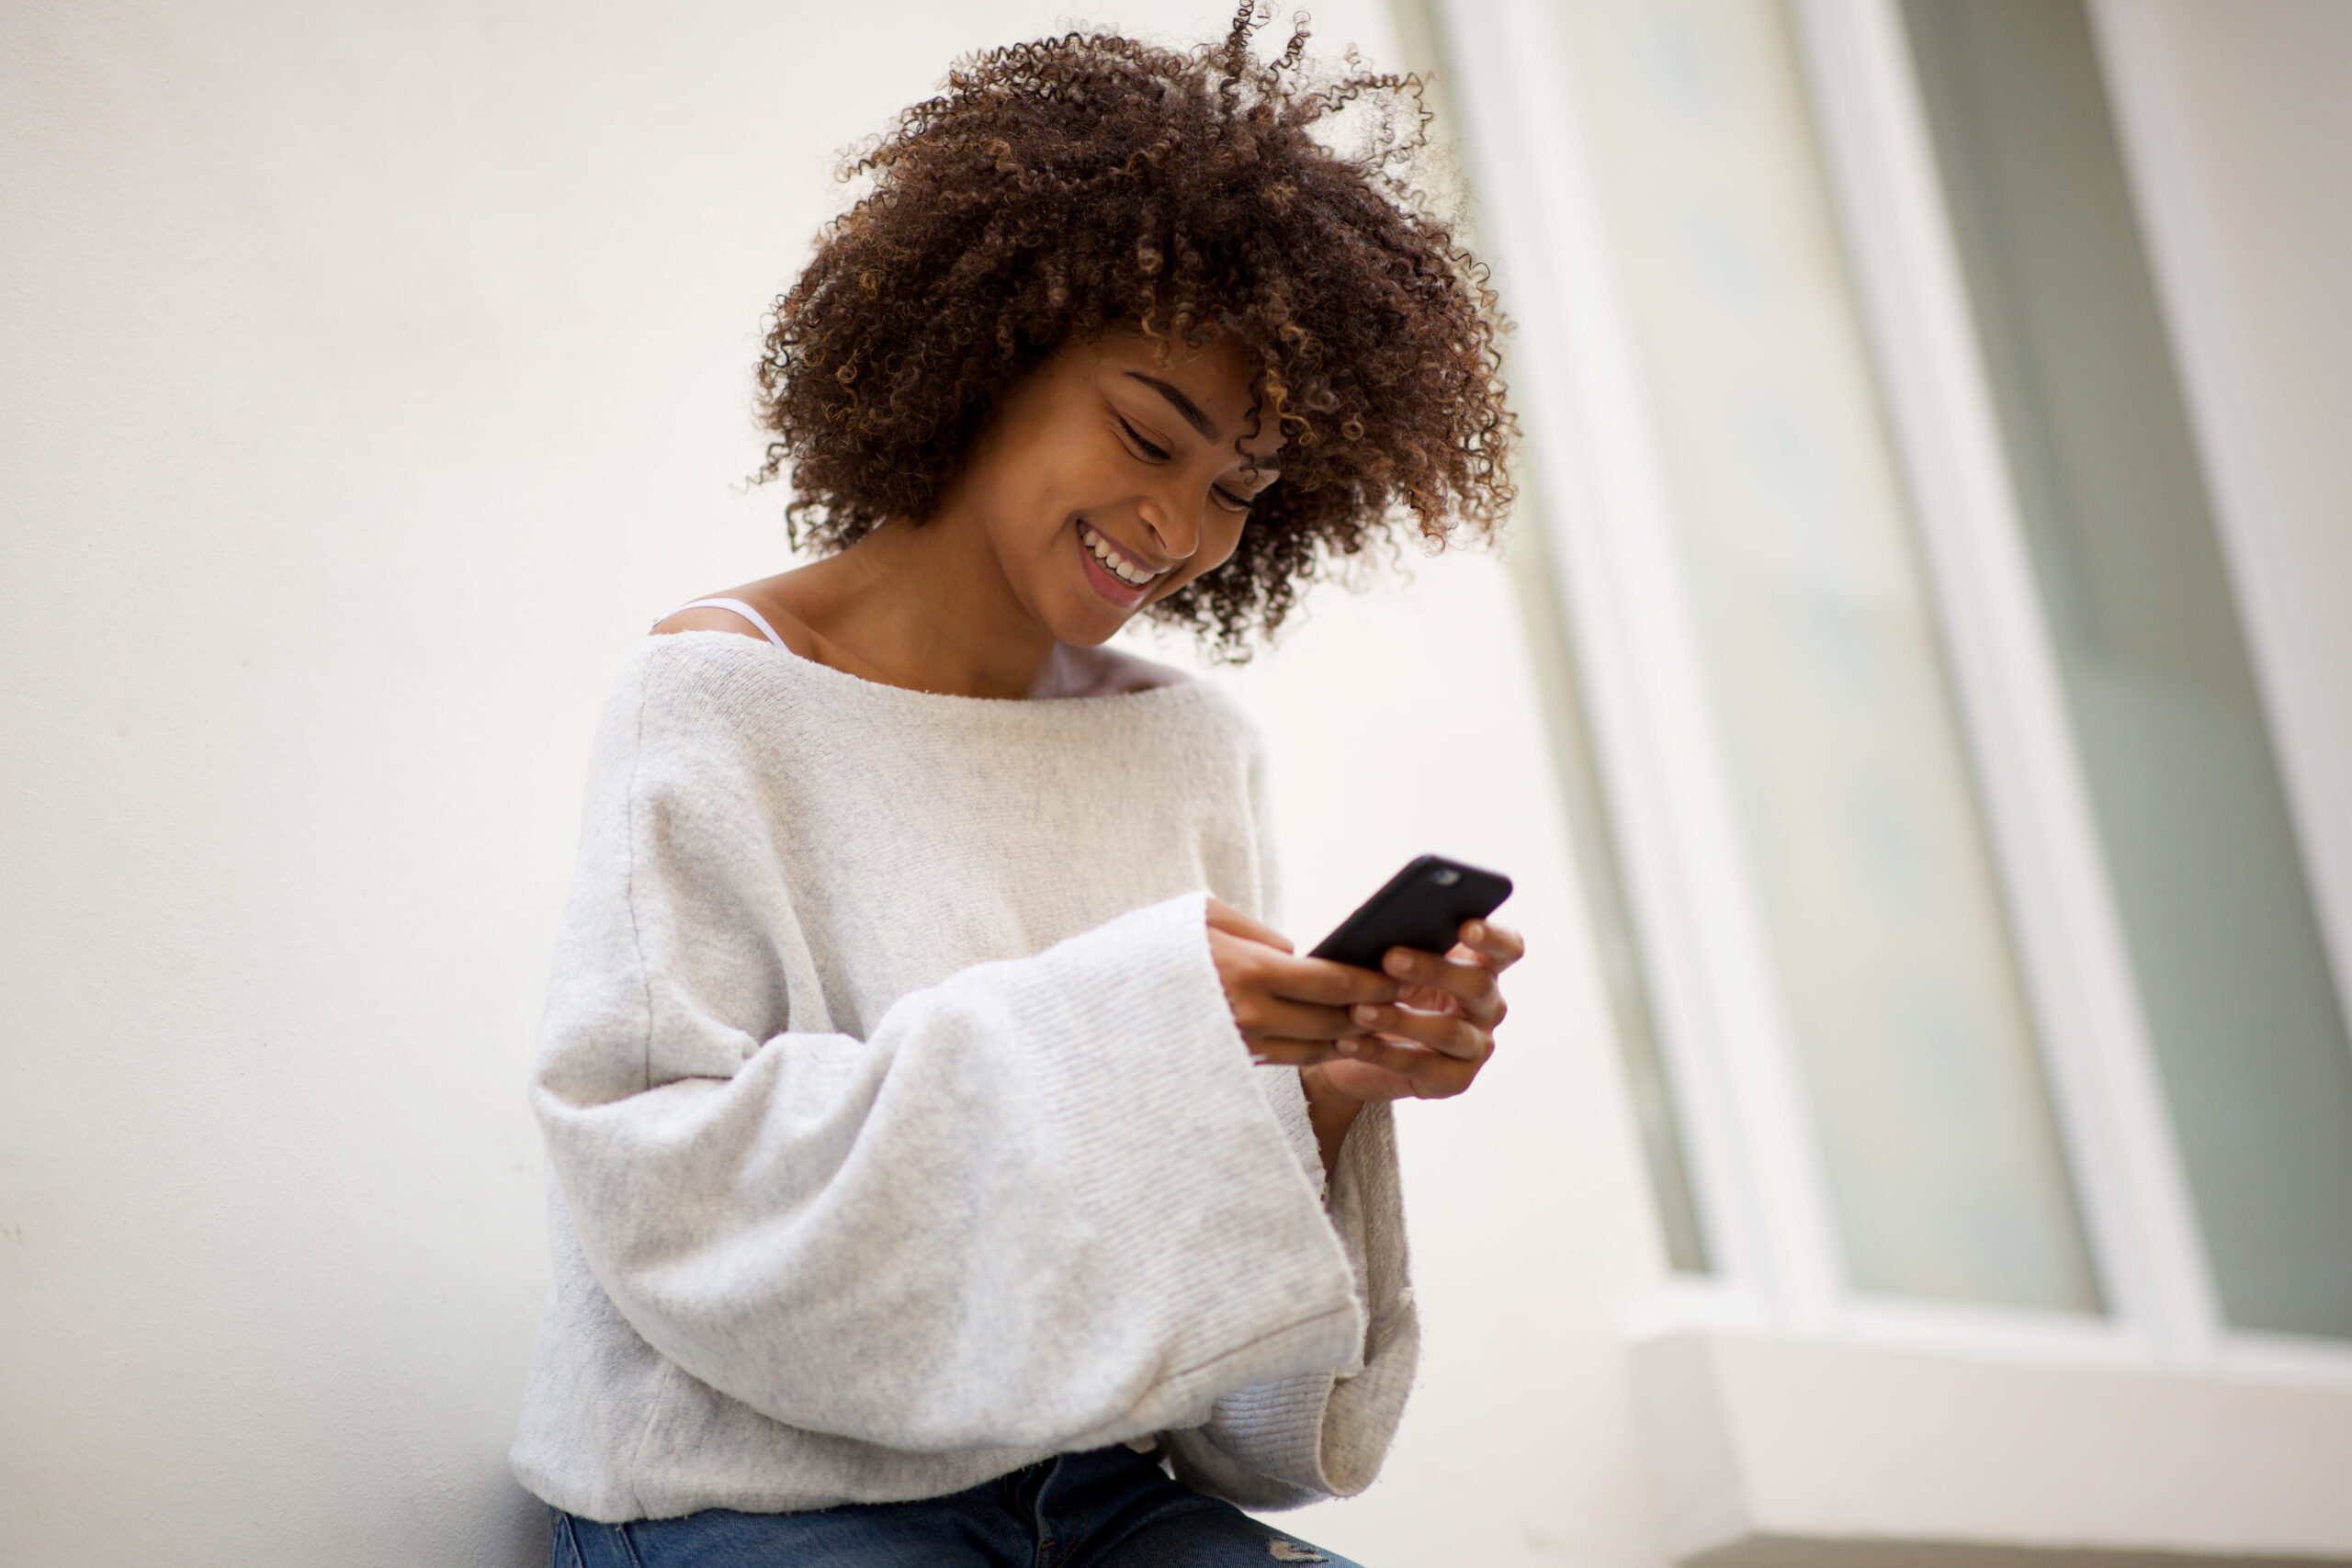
1433;0;1847;1333
1790;0;2221;1363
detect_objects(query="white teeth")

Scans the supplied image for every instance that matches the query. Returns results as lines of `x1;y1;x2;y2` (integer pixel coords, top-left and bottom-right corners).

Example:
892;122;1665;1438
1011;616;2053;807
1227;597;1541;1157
1080;523;1155;586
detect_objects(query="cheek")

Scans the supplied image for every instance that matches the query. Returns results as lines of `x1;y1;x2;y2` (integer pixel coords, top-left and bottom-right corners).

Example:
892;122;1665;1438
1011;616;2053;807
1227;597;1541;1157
1162;513;1249;598
1035;453;1127;530
1202;512;1249;571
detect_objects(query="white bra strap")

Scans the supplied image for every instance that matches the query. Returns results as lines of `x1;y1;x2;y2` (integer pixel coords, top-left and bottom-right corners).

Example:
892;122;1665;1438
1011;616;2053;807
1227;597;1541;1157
661;597;789;650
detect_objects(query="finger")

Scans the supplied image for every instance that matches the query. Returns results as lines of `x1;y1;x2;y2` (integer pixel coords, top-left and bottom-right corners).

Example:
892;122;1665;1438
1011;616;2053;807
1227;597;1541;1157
1254;950;1401;1008
1309;1055;1424;1102
1347;1001;1490;1062
1331;1033;1481;1098
1396;978;1466;1017
1456;917;1526;971
1244;1036;1348;1067
1238;995;1376;1045
1205;896;1295;953
1382;945;1502;1026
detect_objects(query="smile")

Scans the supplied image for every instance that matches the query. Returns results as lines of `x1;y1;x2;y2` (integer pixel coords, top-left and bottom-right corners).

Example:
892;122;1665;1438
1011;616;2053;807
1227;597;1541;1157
1078;520;1163;588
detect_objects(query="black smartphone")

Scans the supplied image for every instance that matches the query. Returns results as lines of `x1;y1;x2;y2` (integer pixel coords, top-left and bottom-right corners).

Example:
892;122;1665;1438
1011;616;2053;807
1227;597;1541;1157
1309;854;1514;973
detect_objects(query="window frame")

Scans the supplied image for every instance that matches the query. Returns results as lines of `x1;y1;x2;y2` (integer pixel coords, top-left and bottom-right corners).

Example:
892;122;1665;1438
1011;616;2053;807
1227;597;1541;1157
1422;0;2352;1386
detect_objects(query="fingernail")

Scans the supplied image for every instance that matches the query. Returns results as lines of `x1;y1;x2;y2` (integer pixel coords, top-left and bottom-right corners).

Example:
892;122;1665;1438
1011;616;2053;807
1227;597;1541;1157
1352;1003;1379;1025
1385;952;1411;976
1250;1053;1272;1066
1465;920;1485;942
1338;1038;1361;1055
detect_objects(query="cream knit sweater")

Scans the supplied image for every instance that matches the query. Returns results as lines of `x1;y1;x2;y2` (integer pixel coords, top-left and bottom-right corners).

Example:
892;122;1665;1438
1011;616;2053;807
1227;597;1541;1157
510;632;1418;1523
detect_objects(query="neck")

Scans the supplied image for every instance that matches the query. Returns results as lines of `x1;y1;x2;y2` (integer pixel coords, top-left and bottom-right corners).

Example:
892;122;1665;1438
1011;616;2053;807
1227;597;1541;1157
786;515;1062;701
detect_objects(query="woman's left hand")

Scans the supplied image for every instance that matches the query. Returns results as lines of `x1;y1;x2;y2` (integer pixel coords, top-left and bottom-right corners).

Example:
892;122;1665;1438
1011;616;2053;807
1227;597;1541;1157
1298;917;1524;1170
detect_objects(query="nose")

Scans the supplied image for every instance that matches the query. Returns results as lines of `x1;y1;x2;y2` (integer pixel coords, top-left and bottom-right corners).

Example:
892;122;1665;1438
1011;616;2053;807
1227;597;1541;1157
1136;489;1202;566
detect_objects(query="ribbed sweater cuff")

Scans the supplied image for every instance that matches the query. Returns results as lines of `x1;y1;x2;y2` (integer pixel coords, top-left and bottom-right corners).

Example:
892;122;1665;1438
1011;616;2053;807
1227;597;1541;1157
1182;1098;1419;1500
1018;890;1368;1445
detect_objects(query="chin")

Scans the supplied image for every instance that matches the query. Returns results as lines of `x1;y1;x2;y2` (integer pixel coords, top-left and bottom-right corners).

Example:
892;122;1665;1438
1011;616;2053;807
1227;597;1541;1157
1049;607;1128;649
1052;574;1155;647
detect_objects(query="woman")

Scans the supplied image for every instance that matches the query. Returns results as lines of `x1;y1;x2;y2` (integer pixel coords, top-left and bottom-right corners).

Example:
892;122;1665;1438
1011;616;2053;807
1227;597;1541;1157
513;12;1521;1565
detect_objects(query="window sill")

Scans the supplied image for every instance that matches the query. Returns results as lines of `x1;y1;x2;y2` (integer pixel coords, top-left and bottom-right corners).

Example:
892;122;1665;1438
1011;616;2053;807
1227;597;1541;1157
1631;1331;2352;1566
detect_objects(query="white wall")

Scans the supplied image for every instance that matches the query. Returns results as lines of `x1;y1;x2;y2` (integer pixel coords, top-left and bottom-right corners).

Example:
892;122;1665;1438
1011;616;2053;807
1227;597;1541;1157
0;3;1668;1564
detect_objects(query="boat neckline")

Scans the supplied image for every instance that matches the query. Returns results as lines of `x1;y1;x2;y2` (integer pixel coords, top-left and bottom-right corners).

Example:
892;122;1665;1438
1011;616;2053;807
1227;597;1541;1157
644;628;1216;714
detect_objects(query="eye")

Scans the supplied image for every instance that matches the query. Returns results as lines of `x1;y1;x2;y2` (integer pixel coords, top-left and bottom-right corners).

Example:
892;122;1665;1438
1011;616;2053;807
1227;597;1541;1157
1211;487;1253;514
1114;414;1170;463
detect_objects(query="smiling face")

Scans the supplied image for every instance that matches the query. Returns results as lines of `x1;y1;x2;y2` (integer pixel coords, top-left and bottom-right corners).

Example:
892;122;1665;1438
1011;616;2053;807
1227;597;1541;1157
938;330;1283;648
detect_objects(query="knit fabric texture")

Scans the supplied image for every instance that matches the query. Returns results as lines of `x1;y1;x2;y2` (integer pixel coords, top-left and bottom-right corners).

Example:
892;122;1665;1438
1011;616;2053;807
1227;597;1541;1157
510;632;1418;1522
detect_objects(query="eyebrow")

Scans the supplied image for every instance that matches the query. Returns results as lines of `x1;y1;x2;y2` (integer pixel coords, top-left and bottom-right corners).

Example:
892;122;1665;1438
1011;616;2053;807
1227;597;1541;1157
1119;371;1283;481
1122;372;1218;441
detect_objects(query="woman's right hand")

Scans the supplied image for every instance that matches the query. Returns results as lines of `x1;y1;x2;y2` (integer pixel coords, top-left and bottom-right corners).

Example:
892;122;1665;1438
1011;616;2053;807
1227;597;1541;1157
1205;897;1399;1066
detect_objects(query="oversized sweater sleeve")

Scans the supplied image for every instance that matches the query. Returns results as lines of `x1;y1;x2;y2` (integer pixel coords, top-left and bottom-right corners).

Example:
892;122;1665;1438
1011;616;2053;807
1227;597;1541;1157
529;661;1367;1456
1159;728;1422;1508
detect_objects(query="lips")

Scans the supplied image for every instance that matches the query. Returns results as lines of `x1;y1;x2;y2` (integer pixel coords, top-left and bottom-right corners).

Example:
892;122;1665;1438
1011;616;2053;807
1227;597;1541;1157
1079;518;1162;583
1076;518;1161;608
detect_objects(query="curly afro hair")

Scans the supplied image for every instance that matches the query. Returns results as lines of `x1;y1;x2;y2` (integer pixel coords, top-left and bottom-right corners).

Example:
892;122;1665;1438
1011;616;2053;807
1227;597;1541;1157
753;4;1514;653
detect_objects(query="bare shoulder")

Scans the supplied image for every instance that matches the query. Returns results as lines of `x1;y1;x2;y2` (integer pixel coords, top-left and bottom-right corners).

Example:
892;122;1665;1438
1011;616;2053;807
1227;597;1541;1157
649;584;814;653
650;604;775;641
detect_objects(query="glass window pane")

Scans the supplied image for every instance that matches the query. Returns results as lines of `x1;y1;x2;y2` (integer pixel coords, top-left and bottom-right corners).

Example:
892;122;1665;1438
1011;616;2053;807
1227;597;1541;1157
1905;0;2352;1340
1512;518;1713;1272
1556;0;2102;1311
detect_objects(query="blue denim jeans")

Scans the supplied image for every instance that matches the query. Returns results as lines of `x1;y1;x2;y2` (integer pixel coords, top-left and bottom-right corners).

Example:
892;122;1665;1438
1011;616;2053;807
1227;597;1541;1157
550;1443;1363;1568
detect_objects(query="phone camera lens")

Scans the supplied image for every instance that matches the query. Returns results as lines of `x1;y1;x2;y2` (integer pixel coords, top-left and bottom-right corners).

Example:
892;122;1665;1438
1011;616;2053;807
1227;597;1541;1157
1431;867;1461;886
